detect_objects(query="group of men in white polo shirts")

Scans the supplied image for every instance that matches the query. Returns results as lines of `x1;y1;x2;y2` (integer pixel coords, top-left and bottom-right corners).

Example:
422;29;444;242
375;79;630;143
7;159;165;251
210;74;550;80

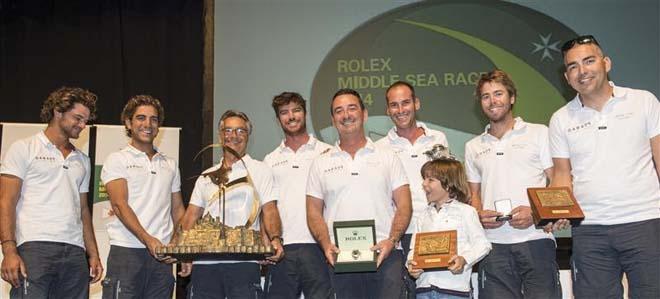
1;34;659;299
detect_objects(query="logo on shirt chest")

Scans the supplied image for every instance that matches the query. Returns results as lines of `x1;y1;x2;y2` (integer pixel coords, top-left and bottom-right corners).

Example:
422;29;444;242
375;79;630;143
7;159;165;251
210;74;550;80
270;159;288;168
323;165;344;174
475;148;491;158
567;121;592;133
35;155;56;162
615;112;633;120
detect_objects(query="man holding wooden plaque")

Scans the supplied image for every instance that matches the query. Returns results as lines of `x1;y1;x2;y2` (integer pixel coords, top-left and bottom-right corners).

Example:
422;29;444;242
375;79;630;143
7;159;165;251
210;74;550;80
549;35;660;298
306;89;412;299
465;70;561;298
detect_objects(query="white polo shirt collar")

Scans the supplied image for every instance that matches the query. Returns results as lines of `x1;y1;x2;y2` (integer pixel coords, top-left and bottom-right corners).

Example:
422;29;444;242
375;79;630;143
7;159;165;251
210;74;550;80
428;199;454;212
331;137;376;158
36;130;84;158
386;121;435;145
275;134;319;154
568;81;628;112
480;117;528;142
123;143;168;160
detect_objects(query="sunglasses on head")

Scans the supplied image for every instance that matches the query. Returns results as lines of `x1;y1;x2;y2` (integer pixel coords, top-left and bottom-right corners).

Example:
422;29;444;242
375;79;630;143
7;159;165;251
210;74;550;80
561;35;600;53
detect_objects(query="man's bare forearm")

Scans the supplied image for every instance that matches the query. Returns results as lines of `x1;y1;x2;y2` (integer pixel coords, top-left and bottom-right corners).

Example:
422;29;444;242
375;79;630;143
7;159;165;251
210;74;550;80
468;182;483;211
106;180;153;244
307;196;331;248
80;193;100;258
550;158;572;188
0;175;21;255
390;185;412;242
261;201;282;239
170;192;185;231
112;201;153;243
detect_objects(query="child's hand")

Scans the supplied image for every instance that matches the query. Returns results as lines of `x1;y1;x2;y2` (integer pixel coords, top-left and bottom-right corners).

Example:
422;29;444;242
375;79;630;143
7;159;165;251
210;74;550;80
406;260;424;279
447;255;466;274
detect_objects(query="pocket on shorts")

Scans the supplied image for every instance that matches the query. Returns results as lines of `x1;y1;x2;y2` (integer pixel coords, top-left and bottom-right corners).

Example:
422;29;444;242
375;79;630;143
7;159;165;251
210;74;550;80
250;282;263;299
101;277;121;299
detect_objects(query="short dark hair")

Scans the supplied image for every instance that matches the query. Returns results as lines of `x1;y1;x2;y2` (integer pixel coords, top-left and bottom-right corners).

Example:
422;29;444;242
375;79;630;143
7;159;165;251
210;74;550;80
385;81;416;103
40;86;97;123
420;159;470;204
218;110;252;134
271;92;306;116
330;88;365;115
121;95;165;137
475;69;517;100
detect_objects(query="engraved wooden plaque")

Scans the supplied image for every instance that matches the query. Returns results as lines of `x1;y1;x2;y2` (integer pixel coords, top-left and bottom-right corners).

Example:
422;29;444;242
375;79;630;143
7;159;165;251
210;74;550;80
412;230;457;270
527;187;585;226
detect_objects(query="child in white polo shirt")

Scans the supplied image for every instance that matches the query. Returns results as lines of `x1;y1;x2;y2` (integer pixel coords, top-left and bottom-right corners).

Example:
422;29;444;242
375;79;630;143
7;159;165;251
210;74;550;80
407;146;491;299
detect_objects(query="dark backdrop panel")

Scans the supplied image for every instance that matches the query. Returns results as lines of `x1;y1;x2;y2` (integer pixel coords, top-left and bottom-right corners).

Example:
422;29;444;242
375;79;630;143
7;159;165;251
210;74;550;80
0;0;204;201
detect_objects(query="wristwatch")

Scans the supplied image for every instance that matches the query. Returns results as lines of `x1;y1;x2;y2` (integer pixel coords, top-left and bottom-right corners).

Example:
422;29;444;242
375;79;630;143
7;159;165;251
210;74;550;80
270;235;283;243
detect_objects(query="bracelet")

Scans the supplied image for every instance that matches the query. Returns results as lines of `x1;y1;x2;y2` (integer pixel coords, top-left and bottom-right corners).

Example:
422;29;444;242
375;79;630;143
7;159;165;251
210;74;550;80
269;235;283;243
1;240;16;245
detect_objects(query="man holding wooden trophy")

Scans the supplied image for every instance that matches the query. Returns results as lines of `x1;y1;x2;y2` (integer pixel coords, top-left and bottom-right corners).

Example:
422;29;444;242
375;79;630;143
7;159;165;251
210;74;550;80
549;35;660;298
465;70;564;299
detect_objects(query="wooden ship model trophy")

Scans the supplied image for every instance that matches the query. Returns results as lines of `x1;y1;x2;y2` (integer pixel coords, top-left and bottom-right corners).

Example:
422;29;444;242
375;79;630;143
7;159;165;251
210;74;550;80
156;146;273;261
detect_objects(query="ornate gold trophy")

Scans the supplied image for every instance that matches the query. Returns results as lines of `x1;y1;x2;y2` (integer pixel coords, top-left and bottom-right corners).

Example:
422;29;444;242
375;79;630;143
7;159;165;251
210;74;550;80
156;145;273;261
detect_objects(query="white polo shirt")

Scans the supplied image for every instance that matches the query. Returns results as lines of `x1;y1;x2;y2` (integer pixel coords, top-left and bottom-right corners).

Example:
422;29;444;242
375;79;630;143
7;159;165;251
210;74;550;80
408;200;491;293
465;118;554;244
306;138;409;245
0;131;90;248
264;135;332;245
189;154;277;264
375;122;448;234
549;82;660;225
100;145;181;248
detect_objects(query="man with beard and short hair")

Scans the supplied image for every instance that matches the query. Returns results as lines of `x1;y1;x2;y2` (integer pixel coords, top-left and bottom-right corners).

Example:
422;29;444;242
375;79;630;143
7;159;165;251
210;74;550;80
0;87;103;298
465;70;561;299
178;110;284;298
263;92;334;298
548;35;660;298
307;88;412;299
100;95;184;298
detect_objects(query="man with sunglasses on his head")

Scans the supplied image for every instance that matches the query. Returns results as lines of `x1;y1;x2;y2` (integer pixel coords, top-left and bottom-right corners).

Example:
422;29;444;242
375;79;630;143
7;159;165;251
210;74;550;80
178;110;284;298
0;87;103;298
548;35;660;298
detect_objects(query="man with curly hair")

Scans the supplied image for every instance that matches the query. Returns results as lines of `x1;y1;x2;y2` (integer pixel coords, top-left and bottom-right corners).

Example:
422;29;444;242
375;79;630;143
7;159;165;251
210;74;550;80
0;87;103;298
100;95;184;298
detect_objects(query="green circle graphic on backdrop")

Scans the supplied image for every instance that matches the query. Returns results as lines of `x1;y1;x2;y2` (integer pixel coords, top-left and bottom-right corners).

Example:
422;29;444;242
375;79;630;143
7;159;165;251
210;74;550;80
310;0;577;160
